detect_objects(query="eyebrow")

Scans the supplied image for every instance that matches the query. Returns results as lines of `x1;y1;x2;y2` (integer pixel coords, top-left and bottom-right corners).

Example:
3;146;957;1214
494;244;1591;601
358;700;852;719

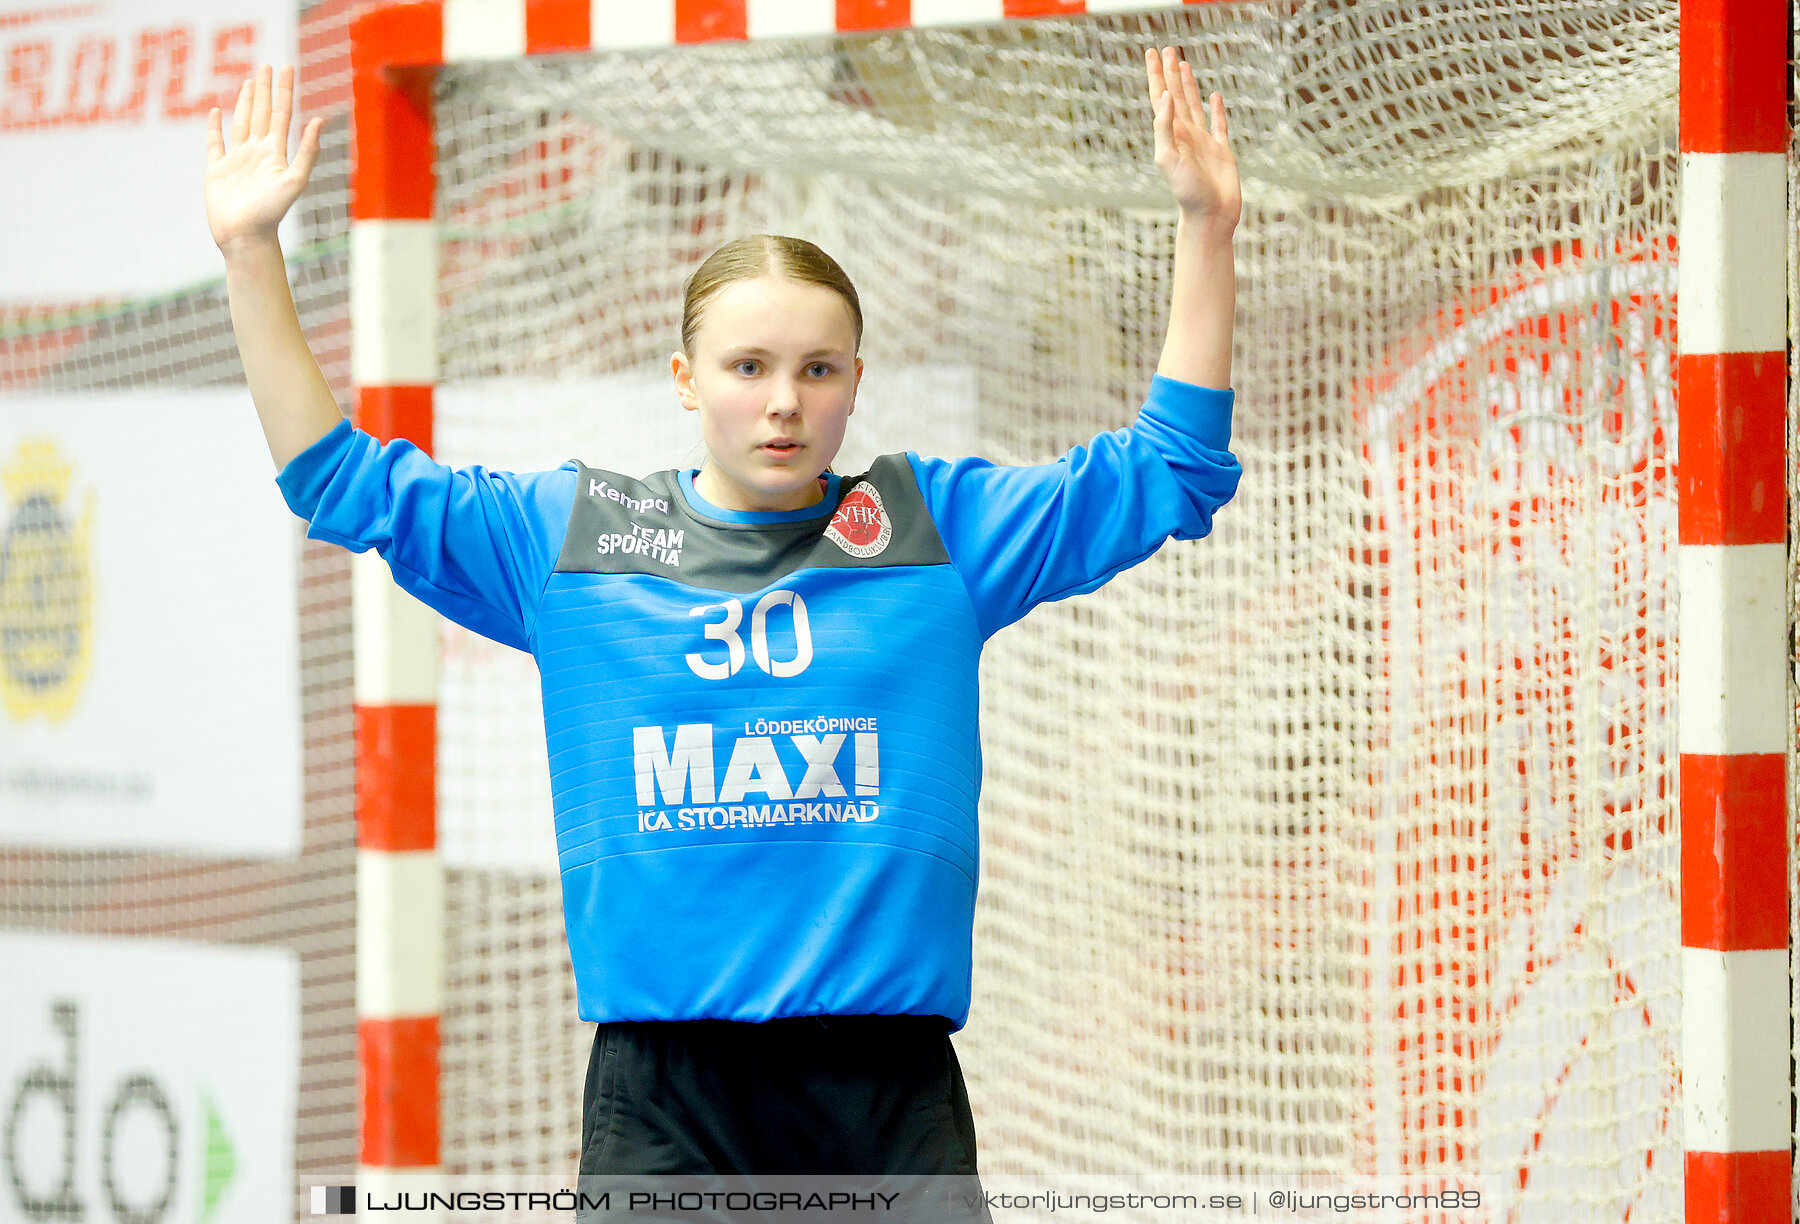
725;346;846;359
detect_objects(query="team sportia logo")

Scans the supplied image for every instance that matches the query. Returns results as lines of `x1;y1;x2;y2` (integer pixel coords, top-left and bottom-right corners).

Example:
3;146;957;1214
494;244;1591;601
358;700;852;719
824;482;891;558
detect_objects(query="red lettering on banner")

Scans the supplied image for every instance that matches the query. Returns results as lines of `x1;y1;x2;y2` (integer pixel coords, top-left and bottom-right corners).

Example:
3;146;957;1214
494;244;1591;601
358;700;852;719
113;28;187;124
110;29;157;122
148;26;192;118
61;34;110;123
0;8;105;33
4;40;52;127
1;21;264;131
210;25;254;103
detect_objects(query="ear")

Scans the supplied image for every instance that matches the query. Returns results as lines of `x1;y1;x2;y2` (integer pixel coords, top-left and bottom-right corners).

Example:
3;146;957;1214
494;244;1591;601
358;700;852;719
672;351;698;411
850;357;864;414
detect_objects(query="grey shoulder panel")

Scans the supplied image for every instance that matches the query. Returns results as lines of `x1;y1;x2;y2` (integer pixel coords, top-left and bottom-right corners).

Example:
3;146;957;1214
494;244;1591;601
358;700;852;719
835;454;950;570
554;455;950;594
555;466;687;575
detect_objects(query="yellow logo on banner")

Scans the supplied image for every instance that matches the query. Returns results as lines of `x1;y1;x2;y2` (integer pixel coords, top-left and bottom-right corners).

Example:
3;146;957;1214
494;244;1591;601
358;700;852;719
1;439;94;720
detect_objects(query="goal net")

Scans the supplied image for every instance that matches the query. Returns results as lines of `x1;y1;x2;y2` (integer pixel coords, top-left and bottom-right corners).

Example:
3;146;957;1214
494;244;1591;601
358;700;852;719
0;0;369;1194
426;0;1686;1218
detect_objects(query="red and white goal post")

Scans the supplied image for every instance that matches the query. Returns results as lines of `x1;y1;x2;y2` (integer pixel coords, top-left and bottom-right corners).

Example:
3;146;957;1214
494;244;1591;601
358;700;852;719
343;1;1793;1220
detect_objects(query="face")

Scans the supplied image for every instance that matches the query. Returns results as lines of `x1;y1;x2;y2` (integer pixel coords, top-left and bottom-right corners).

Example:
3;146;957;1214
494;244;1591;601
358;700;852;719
672;275;863;513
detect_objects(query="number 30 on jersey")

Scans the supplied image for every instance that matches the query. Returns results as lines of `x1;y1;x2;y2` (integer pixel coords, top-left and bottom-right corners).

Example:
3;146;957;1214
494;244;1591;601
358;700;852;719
685;591;813;680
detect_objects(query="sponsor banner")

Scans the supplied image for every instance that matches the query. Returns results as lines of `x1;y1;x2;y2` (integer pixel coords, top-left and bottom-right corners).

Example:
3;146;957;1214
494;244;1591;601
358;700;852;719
435;366;976;874
0;932;299;1224
0;389;303;858
0;0;297;304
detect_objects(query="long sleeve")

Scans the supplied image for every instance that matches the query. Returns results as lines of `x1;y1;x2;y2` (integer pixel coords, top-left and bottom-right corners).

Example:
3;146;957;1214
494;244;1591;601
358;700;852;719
275;419;579;651
907;374;1240;639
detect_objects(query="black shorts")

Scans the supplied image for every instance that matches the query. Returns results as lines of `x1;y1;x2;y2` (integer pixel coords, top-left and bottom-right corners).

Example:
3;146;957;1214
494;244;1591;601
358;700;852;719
576;1014;992;1222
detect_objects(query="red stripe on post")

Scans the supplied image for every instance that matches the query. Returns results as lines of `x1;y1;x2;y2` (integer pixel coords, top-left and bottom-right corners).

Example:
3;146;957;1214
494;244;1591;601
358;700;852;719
677;0;746;42
837;0;909;31
352;1;444;71
527;0;589;53
357;704;437;852
1676;351;1786;547
350;0;439;221
355;384;435;453
359;1015;441;1168
1004;0;1085;15
1679;753;1788;950
350;65;436;220
1684;1150;1791;1224
1678;0;1789;154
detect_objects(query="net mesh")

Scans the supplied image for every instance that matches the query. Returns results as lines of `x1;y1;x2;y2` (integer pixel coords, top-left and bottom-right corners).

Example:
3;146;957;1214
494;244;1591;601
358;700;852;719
0;0;1717;1218
430;1;1683;1217
0;0;382;1191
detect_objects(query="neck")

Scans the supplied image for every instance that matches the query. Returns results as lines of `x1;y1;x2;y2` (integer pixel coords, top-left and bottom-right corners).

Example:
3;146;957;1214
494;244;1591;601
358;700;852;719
694;464;827;513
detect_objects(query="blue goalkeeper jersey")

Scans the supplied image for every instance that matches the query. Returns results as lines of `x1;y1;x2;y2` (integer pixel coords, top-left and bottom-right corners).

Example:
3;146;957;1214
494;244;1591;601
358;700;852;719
276;374;1239;1031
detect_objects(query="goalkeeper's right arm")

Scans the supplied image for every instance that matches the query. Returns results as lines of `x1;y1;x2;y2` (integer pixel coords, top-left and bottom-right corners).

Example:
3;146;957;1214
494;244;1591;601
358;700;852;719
206;64;338;471
214;67;575;652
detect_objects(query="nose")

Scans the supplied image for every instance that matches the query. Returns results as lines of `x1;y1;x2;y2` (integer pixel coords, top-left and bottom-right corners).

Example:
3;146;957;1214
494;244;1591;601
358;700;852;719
766;375;800;416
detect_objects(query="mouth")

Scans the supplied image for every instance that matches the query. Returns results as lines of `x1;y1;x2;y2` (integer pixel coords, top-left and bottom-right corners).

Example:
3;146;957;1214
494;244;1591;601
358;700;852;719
760;440;804;457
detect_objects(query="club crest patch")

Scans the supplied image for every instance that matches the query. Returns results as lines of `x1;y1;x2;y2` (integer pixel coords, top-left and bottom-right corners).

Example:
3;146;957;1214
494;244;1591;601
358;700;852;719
824;481;892;559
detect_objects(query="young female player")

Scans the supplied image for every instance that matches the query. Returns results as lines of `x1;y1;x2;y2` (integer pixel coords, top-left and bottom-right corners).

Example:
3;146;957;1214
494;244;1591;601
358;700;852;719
206;46;1241;1217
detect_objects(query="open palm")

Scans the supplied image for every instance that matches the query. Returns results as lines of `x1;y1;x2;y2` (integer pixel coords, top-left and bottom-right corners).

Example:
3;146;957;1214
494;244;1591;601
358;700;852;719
1145;47;1240;228
204;65;323;251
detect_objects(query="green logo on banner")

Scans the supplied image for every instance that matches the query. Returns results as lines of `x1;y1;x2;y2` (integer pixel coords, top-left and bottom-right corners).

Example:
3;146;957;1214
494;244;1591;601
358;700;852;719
199;1092;236;1222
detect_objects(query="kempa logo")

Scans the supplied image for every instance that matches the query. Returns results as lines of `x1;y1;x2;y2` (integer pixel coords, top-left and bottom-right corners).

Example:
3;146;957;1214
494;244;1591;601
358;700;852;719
824;482;891;559
4;1000;237;1224
588;478;668;516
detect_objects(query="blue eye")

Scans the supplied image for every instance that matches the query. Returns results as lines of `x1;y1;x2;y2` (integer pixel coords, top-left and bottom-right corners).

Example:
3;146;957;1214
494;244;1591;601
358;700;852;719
730;361;835;376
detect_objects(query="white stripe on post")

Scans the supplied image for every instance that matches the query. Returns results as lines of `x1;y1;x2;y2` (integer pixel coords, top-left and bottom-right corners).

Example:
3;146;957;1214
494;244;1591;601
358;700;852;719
357;850;447;1019
444;0;528;61
351;221;440;388
1681;947;1790;1151
591;0;676;47
1675;543;1788;756
747;0;836;39
911;0;1005;27
353;552;441;706
1675;153;1788;356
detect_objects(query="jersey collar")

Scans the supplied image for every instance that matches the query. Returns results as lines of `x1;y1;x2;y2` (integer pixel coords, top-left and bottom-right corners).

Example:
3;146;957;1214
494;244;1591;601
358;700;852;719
677;469;842;525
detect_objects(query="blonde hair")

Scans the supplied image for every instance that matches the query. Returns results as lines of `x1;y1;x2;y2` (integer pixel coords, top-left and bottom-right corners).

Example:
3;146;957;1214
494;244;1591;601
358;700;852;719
680;234;863;358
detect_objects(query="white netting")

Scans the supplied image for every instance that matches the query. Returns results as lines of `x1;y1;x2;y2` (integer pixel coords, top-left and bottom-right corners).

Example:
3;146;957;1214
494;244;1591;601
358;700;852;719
432;2;1682;1219
0;1;381;1195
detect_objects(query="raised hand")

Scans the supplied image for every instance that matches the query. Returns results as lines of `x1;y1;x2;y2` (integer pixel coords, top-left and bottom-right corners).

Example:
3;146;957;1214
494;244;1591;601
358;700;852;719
205;65;323;254
1145;47;1240;230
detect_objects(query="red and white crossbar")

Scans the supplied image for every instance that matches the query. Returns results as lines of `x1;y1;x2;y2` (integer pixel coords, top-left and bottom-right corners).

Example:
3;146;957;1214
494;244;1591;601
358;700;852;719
1677;1;1792;1220
346;0;1198;1187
